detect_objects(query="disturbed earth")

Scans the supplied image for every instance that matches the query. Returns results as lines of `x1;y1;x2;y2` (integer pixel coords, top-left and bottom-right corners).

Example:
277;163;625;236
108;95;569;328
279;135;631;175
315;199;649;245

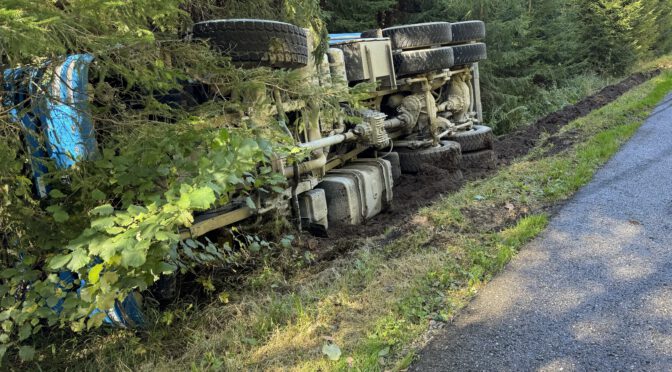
309;70;660;256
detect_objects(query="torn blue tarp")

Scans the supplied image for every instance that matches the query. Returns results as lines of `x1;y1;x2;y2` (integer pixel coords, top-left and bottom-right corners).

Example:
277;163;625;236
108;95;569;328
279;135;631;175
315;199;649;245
2;55;144;328
3;54;98;197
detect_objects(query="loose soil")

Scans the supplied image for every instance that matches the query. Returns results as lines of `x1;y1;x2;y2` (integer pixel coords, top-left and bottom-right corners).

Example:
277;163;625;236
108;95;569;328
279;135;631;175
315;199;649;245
308;70;660;258
495;70;661;162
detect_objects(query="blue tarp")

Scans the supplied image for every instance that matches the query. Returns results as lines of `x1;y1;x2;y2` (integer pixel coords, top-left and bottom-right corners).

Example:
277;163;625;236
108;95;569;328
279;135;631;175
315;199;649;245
3;54;98;197
328;33;366;45
2;55;144;328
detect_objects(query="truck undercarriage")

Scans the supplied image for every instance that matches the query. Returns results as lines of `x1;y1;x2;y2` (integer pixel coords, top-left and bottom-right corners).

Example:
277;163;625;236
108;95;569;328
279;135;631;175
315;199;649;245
183;19;493;238
2;18;492;327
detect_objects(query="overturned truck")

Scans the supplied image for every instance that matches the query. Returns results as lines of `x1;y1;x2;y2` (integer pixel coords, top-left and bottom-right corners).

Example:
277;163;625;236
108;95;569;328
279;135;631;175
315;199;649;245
185;19;493;237
2;18;491;328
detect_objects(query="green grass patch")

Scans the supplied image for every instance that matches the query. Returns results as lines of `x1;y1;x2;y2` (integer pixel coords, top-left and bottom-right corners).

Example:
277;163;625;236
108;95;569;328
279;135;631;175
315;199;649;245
37;71;672;371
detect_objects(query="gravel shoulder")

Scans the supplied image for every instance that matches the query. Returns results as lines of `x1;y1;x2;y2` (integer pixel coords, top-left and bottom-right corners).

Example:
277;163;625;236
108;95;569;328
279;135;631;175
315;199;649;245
410;93;672;371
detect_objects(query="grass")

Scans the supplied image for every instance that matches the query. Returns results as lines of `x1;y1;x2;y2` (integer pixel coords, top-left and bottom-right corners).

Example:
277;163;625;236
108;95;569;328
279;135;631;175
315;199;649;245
32;65;672;371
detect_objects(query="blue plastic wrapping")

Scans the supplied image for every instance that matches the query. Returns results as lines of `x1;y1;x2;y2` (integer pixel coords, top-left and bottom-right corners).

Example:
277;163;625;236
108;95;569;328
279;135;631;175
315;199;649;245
3;55;144;328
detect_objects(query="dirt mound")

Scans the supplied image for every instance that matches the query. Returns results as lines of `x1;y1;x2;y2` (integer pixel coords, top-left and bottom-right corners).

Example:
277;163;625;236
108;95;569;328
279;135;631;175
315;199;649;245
495;70;660;164
307;70;659;257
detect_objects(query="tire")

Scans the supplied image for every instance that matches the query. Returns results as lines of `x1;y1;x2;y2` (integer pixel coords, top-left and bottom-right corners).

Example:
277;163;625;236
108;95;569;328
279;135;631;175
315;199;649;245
461;149;496;169
451;43;487;66
192;19;308;69
450;21;486;43
386;152;402;182
381;22;452;50
393;47;454;76
397;141;462;174
447;125;494;152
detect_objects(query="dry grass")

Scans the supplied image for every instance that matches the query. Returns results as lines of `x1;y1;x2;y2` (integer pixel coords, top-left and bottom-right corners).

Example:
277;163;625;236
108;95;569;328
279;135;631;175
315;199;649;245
32;65;672;371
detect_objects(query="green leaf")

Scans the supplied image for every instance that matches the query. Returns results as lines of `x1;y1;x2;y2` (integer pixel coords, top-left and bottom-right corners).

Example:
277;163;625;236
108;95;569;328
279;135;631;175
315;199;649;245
155;230;178;242
49;189;65;199
97;292;116;310
155;262;177;274
87;312;107;330
280;236;293;249
189;187;216;210
66;248;90;271
97;238;125;262
91;216;116;230
0;269;17;280
91;189;106;201
18;345;35;361
46;205;69;222
79;286;94;303
91;204;114;216
127;205;148;216
115;212;134;227
46;296;61;308
48;253;72;270
105;226;125;235
88;264;104;284
121;245;147;268
99;271;119;292
101;271;119;285
70;319;85;333
322;343;341;361
0;345;7;361
18;323;31;341
249;242;261;252
245;196;256;209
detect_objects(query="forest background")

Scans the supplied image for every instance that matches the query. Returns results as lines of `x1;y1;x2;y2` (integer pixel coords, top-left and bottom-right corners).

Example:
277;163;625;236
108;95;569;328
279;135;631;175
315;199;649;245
1;0;671;364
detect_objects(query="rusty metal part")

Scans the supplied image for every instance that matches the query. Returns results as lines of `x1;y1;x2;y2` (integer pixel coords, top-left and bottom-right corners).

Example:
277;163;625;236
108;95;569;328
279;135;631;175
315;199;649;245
180;207;254;239
324;145;369;171
437;72;472;124
473;62;483;123
354;109;390;149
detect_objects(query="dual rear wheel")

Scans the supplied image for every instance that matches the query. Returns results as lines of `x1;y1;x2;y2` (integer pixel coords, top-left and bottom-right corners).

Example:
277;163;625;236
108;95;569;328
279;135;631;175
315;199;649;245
192;19;487;76
375;21;487;76
397;125;495;174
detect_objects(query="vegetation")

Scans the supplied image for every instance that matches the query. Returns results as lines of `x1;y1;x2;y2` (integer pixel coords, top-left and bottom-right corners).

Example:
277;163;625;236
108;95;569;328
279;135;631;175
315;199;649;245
1;0;672;367
0;0;334;361
324;0;672;131
36;61;672;372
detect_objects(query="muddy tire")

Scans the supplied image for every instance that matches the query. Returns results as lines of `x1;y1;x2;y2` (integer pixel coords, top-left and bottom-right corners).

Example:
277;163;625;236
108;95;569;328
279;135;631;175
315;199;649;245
450;21;486;43
451;169;465;181
393;47;454;76
461;149;496;169
451;43;487;66
397;141;462;174
381;22;453;50
447;125;494;152
192;19;308;69
386;152;402;182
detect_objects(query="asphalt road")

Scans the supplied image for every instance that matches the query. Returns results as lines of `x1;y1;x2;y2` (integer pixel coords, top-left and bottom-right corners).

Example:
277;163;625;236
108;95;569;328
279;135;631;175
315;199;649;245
410;94;672;371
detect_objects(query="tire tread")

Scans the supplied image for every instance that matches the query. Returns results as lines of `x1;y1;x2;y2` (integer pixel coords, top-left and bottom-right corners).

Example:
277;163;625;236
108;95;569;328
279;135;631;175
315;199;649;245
193;19;308;69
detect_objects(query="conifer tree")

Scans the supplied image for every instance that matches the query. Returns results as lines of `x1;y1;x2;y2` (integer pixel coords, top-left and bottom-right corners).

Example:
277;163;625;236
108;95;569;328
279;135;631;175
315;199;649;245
321;0;396;32
572;0;640;75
